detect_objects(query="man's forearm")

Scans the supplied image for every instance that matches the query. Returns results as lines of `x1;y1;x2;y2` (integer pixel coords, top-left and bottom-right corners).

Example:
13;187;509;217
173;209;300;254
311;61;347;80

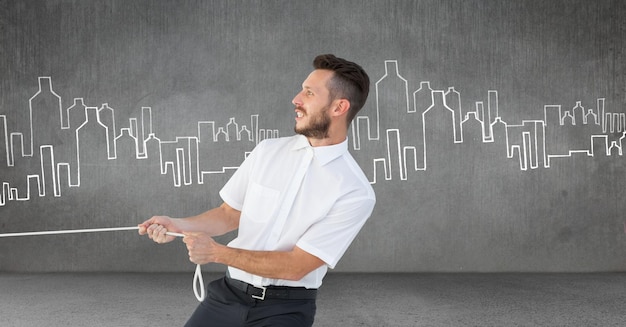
181;202;240;236
213;245;324;281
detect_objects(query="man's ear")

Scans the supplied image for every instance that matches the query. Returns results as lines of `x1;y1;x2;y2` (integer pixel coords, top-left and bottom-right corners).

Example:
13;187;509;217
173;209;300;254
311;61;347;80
331;99;351;117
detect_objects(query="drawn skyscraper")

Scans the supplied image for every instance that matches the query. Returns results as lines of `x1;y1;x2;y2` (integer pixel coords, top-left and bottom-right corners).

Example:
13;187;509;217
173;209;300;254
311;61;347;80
99;104;117;159
27;77;75;197
28;77;63;157
422;91;456;170
75;107;110;182
373;60;410;180
0;115;7;168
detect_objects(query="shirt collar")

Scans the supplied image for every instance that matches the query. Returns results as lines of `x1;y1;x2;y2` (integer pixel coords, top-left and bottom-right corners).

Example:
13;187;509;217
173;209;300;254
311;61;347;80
291;135;348;166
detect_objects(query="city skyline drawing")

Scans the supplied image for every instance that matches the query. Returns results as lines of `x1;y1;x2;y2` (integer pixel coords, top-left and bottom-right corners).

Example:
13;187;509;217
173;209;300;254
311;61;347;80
353;60;624;183
1;59;624;206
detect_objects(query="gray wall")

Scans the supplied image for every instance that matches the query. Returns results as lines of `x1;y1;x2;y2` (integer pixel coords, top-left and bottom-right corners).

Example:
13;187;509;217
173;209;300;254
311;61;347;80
1;0;625;273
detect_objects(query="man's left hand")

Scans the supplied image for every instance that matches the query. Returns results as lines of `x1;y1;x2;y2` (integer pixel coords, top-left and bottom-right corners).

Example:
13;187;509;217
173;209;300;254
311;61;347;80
183;232;222;265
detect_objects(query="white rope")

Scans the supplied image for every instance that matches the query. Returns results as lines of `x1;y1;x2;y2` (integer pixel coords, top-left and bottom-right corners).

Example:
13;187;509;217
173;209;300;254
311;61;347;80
0;226;206;302
0;226;140;237
165;230;206;302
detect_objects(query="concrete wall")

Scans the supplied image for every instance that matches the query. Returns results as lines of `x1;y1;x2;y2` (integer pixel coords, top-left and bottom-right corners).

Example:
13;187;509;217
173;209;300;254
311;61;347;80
1;0;625;272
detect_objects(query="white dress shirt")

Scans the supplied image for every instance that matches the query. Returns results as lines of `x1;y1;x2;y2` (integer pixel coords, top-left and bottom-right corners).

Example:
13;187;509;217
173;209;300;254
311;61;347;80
219;134;376;289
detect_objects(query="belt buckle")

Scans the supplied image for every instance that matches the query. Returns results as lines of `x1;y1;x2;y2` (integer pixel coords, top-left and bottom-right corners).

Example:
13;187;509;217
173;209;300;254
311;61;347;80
251;285;267;300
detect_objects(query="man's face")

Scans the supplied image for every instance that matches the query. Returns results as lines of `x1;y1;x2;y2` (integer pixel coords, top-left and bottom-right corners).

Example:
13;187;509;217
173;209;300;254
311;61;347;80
292;69;334;139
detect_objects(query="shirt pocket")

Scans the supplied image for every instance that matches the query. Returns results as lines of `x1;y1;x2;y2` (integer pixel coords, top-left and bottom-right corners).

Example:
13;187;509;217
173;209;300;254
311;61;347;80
242;182;280;223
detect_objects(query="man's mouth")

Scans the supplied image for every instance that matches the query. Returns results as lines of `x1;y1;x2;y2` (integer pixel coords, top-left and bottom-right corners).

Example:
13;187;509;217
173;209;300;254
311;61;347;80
295;107;305;118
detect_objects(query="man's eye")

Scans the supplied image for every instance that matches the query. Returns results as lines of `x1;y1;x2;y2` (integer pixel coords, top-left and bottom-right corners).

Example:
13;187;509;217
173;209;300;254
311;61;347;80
306;91;313;96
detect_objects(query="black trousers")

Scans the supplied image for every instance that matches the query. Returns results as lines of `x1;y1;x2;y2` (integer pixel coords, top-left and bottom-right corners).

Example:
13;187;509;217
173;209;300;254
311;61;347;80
184;277;316;327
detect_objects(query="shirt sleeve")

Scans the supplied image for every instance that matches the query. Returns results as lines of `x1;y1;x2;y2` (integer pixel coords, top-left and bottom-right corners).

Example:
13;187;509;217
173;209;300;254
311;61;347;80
296;194;375;269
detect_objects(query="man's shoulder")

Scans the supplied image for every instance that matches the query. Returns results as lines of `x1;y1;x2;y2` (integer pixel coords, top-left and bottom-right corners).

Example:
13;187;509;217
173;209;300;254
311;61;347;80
341;154;376;200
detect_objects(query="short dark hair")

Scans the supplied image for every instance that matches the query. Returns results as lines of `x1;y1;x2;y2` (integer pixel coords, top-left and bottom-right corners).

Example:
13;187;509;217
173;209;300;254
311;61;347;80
313;54;370;124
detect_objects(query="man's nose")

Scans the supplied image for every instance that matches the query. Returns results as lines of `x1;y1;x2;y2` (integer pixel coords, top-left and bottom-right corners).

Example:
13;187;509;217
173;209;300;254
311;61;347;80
292;92;302;106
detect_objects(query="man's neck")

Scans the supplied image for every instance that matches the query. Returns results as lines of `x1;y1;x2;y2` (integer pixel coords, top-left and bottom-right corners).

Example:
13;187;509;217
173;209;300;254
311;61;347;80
306;132;347;147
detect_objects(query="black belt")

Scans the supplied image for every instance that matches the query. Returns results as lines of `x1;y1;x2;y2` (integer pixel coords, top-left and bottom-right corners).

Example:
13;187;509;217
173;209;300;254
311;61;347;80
225;275;317;300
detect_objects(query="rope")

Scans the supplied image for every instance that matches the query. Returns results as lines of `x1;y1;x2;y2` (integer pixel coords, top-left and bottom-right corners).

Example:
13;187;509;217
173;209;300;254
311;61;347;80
0;226;206;302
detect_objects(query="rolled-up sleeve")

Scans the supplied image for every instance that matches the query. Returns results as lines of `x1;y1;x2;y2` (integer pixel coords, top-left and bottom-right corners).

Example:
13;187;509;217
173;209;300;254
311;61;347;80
297;194;375;269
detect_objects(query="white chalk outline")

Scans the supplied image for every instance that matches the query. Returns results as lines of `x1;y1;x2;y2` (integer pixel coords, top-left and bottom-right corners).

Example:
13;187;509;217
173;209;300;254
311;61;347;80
1;60;624;204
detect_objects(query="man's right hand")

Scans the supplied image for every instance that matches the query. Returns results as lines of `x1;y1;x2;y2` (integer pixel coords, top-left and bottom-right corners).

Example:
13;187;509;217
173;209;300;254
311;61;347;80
138;216;180;244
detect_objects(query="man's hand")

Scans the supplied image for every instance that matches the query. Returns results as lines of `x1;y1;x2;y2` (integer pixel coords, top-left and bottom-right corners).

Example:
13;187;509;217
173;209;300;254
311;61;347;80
138;216;181;244
183;232;224;265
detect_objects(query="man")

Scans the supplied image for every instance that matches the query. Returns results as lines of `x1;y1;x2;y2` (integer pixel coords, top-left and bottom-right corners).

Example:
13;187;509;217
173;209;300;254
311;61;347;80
139;54;375;326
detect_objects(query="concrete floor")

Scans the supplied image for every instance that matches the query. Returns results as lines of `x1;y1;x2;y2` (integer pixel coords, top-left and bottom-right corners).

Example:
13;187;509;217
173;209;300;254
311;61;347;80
1;272;624;326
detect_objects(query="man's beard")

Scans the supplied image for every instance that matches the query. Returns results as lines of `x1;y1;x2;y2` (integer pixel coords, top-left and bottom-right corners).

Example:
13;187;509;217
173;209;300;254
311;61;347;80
294;106;331;139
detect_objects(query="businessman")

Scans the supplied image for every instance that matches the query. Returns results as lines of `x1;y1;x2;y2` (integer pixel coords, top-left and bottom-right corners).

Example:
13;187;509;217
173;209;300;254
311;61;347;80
139;54;375;326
